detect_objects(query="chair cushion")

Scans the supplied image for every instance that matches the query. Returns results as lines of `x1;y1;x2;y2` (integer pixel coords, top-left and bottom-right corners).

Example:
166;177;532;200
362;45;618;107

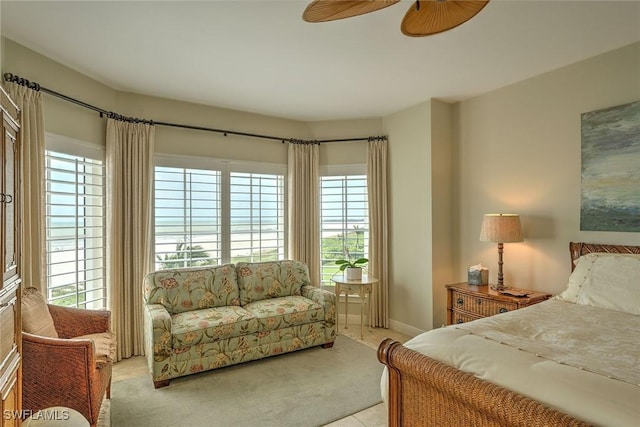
73;331;117;366
22;287;58;338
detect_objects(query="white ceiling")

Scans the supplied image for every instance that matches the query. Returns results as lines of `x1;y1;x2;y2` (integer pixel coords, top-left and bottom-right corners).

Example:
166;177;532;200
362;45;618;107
2;1;639;122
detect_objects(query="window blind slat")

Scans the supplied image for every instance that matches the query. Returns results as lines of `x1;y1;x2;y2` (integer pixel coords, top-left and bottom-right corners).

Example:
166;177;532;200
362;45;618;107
320;175;369;287
154;167;285;268
45;149;107;309
154;167;222;269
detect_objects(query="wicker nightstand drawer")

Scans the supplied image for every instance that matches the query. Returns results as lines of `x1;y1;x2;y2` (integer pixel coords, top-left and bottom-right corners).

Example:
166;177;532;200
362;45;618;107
446;282;551;325
451;291;517;317
450;310;481;325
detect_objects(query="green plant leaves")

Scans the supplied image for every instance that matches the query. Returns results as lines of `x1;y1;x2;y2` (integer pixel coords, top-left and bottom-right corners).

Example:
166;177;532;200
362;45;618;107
334;258;368;270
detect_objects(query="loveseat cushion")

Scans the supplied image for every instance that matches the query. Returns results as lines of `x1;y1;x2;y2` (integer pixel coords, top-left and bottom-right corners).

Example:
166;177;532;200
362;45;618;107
243;295;324;332
144;264;240;314
237;260;311;305
171;305;258;348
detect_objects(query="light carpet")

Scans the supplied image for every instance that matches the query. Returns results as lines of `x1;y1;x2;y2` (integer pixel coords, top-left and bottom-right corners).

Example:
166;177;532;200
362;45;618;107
110;335;383;427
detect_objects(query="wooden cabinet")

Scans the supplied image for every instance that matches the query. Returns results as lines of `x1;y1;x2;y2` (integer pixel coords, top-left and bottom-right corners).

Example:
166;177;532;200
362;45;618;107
446;282;551;325
0;86;22;426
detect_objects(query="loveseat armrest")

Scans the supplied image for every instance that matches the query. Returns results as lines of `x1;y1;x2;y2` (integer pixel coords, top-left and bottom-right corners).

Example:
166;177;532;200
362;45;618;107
48;304;111;339
144;303;174;387
301;285;336;342
144;303;172;359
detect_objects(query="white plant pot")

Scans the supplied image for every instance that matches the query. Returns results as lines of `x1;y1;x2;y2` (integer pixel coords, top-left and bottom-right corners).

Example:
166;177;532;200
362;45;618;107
346;267;362;281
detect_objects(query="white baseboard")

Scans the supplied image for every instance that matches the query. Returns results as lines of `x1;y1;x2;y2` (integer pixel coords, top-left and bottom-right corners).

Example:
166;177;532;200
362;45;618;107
388;319;425;338
336;301;425;338
339;314;368;325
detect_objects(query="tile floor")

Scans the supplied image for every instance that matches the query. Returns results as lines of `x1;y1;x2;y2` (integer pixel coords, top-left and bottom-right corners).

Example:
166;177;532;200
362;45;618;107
112;321;412;426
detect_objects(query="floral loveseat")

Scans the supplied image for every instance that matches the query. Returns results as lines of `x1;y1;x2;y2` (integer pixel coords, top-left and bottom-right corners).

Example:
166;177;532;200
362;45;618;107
143;260;336;388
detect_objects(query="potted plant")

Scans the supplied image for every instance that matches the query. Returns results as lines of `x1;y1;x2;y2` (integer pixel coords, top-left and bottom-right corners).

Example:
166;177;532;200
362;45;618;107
335;253;368;281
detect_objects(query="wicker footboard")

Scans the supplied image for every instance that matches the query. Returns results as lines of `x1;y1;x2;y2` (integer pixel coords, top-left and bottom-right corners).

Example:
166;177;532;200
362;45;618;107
377;338;590;427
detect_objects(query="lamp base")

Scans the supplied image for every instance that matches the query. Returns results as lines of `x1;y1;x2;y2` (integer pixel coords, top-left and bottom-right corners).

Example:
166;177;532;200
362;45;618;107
490;284;510;291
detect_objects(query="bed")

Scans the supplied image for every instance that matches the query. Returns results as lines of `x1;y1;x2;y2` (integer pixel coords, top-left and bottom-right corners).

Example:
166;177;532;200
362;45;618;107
378;242;640;427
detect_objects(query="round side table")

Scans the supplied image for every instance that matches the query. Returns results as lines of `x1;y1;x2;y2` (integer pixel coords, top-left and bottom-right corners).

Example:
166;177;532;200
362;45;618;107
331;273;378;339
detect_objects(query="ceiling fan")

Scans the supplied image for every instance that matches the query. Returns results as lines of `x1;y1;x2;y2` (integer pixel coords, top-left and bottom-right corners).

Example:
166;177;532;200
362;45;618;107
302;0;490;37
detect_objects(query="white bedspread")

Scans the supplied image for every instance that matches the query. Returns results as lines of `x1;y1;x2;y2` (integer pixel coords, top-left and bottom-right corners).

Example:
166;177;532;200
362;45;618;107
382;299;640;427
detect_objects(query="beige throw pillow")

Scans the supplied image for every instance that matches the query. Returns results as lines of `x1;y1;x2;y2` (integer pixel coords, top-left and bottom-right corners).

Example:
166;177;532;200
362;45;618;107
22;287;59;338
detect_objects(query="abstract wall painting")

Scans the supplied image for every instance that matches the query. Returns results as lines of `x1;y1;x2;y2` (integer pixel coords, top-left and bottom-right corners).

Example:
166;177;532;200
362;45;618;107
581;101;640;232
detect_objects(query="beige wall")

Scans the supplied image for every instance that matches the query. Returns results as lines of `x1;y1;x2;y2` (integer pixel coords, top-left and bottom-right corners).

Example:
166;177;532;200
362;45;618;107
453;41;640;298
308;118;382;166
115;91;303;165
4;36;639;335
382;99;455;333
1;38;381;320
1;38;381;168
430;100;454;328
383;101;433;334
3;38;114;145
380;41;639;333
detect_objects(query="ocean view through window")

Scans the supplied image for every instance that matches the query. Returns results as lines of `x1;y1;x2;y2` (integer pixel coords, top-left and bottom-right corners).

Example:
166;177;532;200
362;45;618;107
154;166;222;268
230;172;285;263
154;159;286;269
45;144;106;309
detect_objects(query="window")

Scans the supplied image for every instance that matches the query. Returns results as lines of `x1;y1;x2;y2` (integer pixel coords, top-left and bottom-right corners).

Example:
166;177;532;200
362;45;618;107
230;172;285;263
154;157;286;268
320;170;369;288
154;167;222;269
45;135;106;309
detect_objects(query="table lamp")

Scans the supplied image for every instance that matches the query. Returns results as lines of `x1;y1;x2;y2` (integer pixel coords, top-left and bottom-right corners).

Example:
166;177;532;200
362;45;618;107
479;214;523;291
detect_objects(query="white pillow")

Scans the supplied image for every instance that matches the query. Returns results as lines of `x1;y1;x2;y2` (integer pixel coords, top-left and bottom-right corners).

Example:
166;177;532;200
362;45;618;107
558;253;640;315
557;254;597;303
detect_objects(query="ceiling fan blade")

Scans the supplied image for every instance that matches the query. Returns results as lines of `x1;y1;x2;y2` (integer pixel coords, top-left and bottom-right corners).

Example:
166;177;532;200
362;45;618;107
401;0;490;37
303;0;400;23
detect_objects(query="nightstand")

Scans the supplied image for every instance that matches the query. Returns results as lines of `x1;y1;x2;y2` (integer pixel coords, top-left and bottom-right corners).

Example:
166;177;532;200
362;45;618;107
446;282;551;325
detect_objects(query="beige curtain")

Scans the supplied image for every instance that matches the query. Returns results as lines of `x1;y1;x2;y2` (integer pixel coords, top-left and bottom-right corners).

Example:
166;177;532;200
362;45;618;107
6;83;46;292
106;119;155;360
367;137;389;328
287;142;320;284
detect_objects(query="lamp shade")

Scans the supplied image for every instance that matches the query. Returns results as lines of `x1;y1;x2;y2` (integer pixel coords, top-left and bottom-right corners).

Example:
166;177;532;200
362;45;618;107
479;214;523;243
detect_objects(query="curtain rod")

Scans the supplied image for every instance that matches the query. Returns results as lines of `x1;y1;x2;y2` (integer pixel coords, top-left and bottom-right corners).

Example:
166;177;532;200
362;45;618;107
3;73;386;145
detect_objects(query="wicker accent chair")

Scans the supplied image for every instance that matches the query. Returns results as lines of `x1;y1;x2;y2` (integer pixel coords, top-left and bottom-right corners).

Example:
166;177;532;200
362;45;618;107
22;294;114;427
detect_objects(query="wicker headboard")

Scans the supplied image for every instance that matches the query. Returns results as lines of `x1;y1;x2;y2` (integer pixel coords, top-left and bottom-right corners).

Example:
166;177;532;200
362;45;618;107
569;242;640;271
